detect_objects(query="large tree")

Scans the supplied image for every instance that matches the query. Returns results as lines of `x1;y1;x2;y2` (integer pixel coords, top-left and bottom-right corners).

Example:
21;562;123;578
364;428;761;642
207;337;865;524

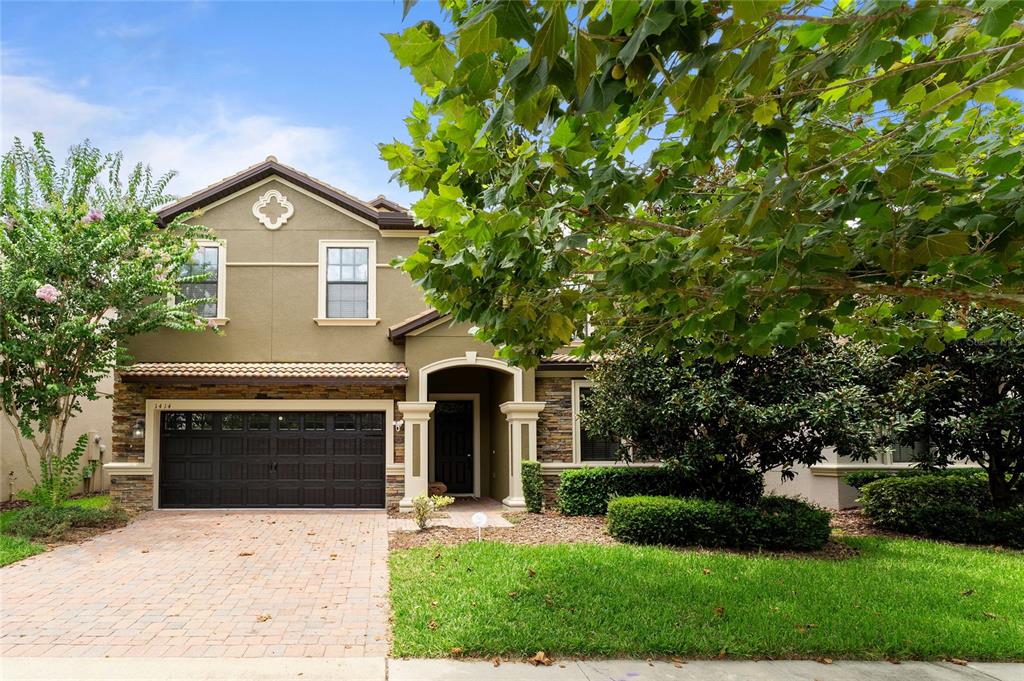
382;0;1024;366
1;135;211;505
881;308;1024;509
579;337;886;483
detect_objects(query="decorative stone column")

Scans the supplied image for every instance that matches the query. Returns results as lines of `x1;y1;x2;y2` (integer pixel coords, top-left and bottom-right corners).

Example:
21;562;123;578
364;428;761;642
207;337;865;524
499;401;545;509
398;401;435;511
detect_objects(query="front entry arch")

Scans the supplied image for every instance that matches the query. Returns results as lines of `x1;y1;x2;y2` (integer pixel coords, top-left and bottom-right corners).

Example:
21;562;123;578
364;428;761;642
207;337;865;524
417;353;524;402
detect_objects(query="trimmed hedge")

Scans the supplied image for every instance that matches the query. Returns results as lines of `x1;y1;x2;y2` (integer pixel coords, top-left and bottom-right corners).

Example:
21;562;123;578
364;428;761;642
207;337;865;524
859;473;1023;547
522;460;543;513
607;495;831;551
557;466;763;515
844;467;982;490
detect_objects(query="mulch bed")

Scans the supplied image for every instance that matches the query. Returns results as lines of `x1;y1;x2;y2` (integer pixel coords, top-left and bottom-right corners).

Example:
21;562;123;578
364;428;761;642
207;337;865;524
389;512;614;550
829;509;903;538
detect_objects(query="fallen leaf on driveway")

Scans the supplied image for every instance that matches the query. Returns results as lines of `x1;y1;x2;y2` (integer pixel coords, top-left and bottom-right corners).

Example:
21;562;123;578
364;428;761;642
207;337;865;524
492;657;501;667
817;657;833;665
949;658;969;666
238;551;254;556
256;614;271;622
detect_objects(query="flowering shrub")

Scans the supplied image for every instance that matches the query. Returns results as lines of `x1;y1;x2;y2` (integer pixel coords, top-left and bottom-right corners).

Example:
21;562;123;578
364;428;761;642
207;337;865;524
1;134;212;506
411;494;455;530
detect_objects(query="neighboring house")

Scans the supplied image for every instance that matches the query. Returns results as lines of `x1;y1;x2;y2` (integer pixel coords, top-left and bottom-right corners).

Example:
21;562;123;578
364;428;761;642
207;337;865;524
104;157;616;511
1;375;113;501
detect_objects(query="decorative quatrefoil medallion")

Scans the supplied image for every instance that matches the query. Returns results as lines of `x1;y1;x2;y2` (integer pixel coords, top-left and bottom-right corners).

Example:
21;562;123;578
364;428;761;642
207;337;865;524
252;189;294;230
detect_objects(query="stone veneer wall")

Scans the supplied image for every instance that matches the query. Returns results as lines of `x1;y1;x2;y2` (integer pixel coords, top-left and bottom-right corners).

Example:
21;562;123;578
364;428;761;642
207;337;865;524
111;379;406;509
535;376;574;464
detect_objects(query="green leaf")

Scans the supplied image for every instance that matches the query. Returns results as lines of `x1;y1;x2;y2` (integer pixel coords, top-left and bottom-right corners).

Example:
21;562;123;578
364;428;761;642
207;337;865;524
530;6;569;72
618;4;675;66
733;0;778;24
459;11;500;58
920;82;962;114
899;6;940;38
752;101;777;126
794;22;829;48
978;2;1016;37
900;82;926;107
574;31;598;98
610;0;641;33
818;79;850;104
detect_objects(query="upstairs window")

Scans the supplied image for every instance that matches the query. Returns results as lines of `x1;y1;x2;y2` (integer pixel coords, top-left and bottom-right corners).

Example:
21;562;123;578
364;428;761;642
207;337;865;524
317;240;378;325
178;240;226;321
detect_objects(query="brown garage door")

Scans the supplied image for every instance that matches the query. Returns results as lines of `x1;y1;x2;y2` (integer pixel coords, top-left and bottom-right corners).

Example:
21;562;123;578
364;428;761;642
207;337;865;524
159;411;385;508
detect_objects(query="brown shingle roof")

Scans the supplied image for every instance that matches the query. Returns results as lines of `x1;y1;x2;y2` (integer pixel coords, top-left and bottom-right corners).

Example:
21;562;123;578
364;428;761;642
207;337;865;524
119;362;408;385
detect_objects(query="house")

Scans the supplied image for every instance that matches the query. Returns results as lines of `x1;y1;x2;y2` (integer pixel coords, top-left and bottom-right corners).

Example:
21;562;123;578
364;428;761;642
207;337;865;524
104;157;615;511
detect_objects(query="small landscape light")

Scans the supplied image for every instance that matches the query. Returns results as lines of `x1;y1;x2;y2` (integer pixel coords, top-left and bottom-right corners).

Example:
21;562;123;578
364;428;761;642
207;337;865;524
131;419;145;440
471;512;487;541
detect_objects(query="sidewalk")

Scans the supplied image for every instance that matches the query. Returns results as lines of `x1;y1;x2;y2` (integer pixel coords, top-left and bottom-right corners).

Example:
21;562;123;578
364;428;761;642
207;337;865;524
2;658;1021;681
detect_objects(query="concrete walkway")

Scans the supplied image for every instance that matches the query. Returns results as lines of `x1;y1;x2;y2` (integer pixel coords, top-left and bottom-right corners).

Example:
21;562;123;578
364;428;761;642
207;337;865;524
2;658;1021;680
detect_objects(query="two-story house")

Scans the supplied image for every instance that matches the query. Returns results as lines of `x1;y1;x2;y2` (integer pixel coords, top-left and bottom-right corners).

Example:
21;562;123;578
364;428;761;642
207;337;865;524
104;158;615;511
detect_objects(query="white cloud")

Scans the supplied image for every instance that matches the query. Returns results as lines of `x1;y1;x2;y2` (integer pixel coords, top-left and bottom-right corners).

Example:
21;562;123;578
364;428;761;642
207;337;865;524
0;74;118;151
1;72;406;205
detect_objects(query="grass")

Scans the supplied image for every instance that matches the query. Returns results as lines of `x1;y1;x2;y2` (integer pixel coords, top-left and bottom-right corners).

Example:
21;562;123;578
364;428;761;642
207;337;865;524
390;538;1024;661
0;495;112;567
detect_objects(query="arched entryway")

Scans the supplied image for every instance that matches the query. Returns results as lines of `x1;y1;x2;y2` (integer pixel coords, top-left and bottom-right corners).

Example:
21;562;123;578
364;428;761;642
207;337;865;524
399;354;543;510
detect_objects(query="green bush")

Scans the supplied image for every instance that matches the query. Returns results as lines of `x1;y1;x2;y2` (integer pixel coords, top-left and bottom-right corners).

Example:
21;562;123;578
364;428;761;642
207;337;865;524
522;461;543;513
843;467;981;490
6;504;128;540
860;473;1022;546
606;495;831;551
558;466;763;516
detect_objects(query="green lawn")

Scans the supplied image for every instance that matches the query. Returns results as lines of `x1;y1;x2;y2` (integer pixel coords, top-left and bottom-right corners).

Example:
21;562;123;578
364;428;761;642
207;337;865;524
0;495;112;567
390;538;1024;661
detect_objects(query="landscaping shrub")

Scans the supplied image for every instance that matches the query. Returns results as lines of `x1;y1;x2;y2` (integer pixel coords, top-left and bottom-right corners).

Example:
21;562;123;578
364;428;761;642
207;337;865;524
606;495;830;551
844;467;981;490
522;461;543;513
859;473;1022;546
558;466;763;516
5;504;128;540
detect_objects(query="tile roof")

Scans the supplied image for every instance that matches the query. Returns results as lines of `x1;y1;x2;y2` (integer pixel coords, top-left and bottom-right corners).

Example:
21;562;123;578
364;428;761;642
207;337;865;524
120;362;408;383
155;157;421;230
538;353;594;368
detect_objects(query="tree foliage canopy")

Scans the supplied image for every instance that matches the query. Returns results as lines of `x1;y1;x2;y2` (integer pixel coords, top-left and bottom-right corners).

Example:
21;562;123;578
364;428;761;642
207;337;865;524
383;0;1024;365
880;308;1024;508
1;134;210;500
579;337;885;481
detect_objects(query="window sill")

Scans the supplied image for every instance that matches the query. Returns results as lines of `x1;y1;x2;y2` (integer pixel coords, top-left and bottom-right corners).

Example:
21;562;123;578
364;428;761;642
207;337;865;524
809;463;980;478
314;317;381;327
203;317;230;327
540;461;662;470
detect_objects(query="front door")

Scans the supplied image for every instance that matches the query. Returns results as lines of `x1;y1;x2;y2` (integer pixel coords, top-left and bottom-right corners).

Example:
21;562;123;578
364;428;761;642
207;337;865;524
433;400;474;494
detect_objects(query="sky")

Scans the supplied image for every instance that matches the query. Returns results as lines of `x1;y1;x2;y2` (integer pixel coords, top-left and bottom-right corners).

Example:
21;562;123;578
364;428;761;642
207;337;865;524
1;1;449;207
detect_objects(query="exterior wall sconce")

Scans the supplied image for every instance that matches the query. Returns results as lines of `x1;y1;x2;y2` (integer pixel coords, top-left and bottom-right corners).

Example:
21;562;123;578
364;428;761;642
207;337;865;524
131;419;145;440
393;419;405;433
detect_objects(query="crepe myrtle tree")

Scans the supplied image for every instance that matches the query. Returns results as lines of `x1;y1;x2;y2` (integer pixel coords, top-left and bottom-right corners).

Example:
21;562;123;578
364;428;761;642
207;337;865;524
578;336;887;486
0;134;214;506
880;308;1024;509
383;0;1024;367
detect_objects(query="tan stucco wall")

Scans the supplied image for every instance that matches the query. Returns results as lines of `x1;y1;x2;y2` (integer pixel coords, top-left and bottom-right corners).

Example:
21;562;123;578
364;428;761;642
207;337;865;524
1;374;113;500
128;178;425;363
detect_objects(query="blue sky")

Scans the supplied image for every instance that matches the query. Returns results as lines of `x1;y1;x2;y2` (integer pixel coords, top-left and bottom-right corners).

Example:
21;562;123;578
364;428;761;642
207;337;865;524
1;1;448;206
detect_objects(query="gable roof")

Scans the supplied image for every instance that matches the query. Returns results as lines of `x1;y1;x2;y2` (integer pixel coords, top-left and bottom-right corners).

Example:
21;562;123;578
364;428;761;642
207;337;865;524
156;156;421;231
387;309;444;343
369;195;408;213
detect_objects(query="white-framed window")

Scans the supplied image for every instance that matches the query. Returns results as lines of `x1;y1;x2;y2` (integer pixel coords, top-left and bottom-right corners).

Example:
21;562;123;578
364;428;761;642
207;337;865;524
316;240;378;326
177;239;227;323
571;379;621;463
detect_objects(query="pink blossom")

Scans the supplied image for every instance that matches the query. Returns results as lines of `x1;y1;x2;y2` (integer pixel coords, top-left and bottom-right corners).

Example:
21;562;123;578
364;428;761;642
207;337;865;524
206;318;219;329
82;208;104;224
35;284;61;303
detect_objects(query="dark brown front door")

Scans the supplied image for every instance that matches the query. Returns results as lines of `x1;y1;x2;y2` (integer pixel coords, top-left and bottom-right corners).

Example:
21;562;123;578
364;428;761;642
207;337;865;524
159;411;385;508
434;400;474;494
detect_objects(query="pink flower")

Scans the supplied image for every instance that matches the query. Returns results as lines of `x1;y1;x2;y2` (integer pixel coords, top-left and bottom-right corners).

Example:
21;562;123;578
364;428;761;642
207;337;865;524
82;208;104;224
35;284;61;303
206;318;219;329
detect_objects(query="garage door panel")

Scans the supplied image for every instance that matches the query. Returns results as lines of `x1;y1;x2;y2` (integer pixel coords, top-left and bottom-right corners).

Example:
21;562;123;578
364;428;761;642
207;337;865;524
160;410;386;508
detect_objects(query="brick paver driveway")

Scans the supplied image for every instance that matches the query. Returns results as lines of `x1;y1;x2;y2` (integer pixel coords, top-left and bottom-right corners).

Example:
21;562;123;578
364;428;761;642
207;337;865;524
0;510;389;658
